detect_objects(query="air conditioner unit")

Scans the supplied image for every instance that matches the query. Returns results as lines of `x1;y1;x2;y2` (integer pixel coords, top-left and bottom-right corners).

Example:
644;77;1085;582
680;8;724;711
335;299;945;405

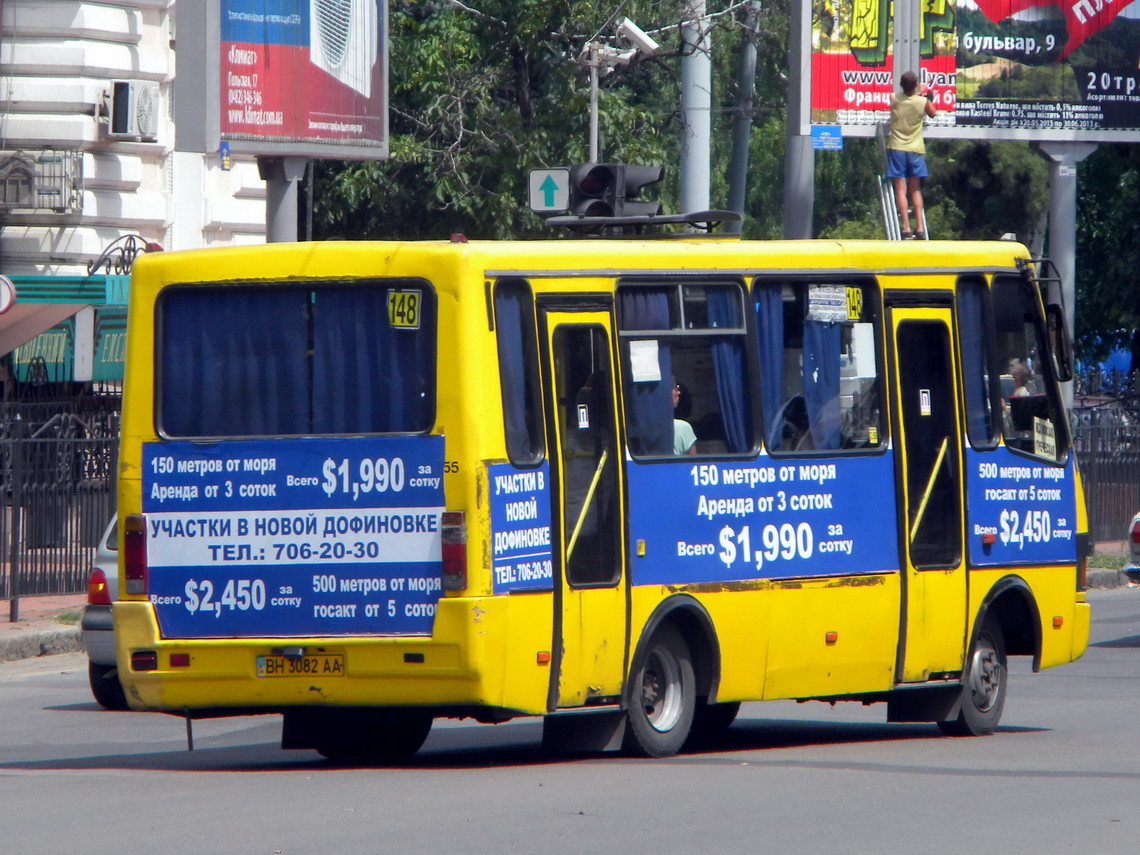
108;81;160;141
310;0;378;98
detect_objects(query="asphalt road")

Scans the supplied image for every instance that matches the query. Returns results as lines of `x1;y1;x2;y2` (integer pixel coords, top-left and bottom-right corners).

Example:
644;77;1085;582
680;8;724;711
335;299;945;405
1;587;1137;855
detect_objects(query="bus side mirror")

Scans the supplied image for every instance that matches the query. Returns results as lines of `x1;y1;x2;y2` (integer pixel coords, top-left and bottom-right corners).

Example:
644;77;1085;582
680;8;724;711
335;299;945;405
1045;303;1073;383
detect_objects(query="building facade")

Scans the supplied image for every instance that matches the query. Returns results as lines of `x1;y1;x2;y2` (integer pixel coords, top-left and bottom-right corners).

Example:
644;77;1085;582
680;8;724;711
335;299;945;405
0;0;266;387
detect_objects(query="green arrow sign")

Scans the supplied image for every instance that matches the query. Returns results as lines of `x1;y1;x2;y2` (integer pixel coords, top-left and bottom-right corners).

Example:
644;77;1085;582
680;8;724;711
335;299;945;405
528;168;570;213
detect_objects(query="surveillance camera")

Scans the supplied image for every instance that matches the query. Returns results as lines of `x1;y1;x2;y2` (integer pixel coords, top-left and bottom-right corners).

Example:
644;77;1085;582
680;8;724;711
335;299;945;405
616;17;660;55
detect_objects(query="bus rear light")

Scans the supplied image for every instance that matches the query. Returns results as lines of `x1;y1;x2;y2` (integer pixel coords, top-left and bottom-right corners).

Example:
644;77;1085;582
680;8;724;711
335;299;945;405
441;510;466;591
87;568;112;605
131;650;158;671
170;653;191;667
1076;554;1088;592
123;513;148;595
1131;518;1140;545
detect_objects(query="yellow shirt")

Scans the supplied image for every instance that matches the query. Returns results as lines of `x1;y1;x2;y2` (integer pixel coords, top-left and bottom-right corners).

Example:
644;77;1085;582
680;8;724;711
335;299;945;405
888;93;928;154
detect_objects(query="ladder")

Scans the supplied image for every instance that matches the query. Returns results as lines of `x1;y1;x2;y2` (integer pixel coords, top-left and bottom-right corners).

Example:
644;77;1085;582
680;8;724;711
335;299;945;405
876;123;928;240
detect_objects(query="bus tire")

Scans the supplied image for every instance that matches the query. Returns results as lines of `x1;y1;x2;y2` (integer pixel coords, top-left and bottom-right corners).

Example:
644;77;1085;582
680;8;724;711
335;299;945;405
938;618;1007;737
88;662;128;711
316;709;433;764
623;624;696;758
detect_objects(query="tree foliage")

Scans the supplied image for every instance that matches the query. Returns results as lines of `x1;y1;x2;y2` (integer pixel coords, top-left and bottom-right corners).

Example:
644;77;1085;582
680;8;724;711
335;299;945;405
311;1;1134;365
1075;144;1140;368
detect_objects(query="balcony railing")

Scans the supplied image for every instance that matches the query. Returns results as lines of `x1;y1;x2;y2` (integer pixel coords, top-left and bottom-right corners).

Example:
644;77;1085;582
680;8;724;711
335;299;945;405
0;149;84;214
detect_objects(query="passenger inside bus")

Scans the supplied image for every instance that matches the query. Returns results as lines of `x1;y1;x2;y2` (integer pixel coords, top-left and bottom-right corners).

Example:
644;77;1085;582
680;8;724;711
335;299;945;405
1010;360;1034;397
672;379;697;456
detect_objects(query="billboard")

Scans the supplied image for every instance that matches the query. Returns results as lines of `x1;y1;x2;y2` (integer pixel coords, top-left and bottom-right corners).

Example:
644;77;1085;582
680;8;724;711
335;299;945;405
806;0;1140;141
176;0;388;159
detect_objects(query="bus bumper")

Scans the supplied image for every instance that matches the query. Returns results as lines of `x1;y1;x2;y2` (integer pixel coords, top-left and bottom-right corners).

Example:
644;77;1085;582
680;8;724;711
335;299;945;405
113;595;551;716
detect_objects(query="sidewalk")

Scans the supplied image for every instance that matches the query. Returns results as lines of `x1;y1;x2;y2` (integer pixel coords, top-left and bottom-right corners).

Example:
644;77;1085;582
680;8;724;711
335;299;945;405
0;594;85;663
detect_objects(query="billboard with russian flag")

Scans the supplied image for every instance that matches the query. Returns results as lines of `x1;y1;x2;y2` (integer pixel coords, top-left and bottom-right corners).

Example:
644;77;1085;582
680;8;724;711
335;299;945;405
175;0;388;159
807;0;1140;140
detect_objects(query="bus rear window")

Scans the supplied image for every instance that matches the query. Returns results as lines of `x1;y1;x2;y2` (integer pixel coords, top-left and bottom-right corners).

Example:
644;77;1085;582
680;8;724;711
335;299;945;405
158;281;436;437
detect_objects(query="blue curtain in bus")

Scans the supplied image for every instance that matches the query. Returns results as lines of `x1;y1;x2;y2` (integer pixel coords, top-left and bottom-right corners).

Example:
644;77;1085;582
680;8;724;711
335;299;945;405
312;288;430;433
754;284;783;448
161;290;309;436
803;320;841;450
957;284;993;443
494;285;533;460
619;289;672;455
707;288;750;452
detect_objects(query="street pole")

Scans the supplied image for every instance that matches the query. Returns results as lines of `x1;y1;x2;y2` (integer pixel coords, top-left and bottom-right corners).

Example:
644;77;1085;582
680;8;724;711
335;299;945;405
588;44;600;163
680;0;711;215
726;1;760;234
257;156;307;243
782;0;813;237
1034;141;1097;408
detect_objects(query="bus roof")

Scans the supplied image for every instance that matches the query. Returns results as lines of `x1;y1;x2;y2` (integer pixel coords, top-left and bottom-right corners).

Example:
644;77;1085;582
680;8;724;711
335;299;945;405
128;237;1033;298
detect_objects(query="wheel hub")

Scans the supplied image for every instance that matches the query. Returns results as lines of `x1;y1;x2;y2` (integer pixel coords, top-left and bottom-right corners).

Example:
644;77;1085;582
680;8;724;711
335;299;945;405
967;644;1001;712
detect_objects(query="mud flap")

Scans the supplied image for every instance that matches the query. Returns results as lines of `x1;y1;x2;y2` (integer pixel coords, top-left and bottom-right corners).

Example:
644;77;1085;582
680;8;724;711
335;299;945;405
542;709;626;753
886;685;962;723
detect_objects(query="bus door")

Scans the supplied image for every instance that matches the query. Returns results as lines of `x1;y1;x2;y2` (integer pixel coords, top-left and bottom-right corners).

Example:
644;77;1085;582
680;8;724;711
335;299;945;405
888;305;968;682
538;307;627;709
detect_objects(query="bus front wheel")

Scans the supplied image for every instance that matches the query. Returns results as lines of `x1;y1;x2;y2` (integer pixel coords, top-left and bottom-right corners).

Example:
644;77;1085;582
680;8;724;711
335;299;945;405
938;618;1007;737
623;625;696;758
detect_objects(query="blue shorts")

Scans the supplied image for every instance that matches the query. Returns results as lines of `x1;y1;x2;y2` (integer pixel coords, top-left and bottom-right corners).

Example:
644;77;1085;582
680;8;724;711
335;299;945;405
887;149;927;179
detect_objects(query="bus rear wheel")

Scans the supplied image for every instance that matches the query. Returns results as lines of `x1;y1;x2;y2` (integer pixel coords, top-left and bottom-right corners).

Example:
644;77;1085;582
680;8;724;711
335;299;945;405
315;709;433;764
938;618;1007;737
623;625;695;758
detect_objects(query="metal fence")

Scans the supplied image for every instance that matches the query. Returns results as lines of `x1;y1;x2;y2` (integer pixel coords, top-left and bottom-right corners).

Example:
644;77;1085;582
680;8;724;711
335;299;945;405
0;379;1134;602
0;394;118;602
1072;423;1140;544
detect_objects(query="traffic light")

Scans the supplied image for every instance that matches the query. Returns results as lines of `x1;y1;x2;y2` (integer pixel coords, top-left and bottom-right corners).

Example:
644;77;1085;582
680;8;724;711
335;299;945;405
567;163;663;219
618;164;663;217
569;163;618;217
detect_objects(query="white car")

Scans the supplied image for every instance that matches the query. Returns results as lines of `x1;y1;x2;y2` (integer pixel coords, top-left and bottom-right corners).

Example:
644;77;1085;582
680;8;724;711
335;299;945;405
81;516;126;710
1125;512;1140;584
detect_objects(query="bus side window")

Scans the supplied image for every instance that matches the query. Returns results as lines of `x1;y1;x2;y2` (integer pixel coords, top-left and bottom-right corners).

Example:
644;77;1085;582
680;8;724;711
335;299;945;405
617;281;754;458
957;275;999;449
493;279;544;464
755;279;883;454
991;274;1067;462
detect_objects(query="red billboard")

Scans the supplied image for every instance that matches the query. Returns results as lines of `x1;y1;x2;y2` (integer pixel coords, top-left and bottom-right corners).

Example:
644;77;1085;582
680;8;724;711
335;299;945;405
220;0;386;148
808;0;1140;140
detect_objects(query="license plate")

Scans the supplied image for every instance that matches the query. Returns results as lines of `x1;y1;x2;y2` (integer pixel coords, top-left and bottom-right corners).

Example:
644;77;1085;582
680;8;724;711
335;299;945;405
256;654;345;678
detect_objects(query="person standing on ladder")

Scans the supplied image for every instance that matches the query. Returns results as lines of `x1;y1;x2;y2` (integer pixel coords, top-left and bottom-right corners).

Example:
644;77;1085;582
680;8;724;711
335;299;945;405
887;71;937;240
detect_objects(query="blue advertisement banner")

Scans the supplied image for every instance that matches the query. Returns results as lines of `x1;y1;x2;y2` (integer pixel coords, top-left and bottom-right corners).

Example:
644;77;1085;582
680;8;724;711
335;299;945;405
625;453;901;586
141;436;445;638
964;447;1077;566
488;462;553;594
221;0;307;45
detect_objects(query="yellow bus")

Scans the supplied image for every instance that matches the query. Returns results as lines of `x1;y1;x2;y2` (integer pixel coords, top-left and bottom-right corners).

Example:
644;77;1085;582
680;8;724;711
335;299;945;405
113;237;1090;760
